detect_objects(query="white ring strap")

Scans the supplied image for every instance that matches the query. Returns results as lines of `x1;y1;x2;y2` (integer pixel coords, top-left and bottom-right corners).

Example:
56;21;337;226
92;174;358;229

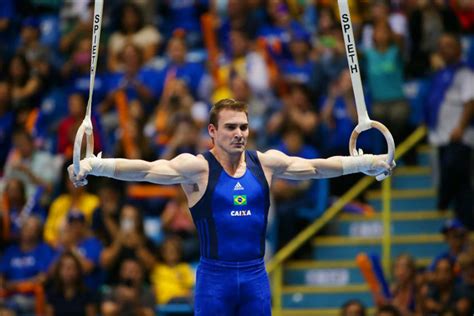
338;0;395;180
73;0;104;175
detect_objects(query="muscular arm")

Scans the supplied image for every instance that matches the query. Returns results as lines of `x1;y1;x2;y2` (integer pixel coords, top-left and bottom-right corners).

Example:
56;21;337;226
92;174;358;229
69;153;206;187
259;149;392;181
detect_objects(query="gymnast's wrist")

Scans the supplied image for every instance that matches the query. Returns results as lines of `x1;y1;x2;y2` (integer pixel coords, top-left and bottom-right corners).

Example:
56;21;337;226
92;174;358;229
88;157;116;178
341;155;374;175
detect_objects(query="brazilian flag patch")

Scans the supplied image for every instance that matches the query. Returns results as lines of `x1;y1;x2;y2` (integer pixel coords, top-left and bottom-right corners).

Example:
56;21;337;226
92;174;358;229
233;195;247;206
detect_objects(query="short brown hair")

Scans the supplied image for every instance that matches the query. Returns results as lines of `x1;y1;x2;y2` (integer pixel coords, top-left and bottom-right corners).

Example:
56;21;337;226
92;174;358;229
209;98;248;127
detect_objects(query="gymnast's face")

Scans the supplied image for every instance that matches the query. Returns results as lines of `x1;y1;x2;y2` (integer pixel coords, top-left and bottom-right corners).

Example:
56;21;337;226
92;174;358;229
209;109;249;156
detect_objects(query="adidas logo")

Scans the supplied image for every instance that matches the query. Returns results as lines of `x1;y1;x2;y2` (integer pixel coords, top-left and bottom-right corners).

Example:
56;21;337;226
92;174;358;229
233;182;244;191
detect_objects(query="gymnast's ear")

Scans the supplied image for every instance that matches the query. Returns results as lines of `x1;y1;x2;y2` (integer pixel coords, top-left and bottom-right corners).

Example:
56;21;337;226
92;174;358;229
208;123;217;142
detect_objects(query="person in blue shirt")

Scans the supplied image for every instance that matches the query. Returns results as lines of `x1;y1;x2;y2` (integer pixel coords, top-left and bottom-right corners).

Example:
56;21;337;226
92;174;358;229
55;211;104;292
101;43;160;117
320;69;373;157
0;80;14;170
61;37;108;107
0;0;16;59
158;0;209;49
70;98;394;315
2;178;46;243
258;1;307;61
0;215;55;315
278;30;314;87
156;36;208;101
429;218;469;273
423;34;474;225
272;126;327;254
217;0;262;56
320;69;377;198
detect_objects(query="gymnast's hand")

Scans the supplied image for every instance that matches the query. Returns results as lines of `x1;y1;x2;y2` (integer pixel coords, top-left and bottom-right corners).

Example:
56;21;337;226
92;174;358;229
353;149;396;179
68;157;93;187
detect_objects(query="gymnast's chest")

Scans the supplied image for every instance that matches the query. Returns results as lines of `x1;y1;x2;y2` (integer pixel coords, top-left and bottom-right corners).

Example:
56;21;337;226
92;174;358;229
211;170;266;219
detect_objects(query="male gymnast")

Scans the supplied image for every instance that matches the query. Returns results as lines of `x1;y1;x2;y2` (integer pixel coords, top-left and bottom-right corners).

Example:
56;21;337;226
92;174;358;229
69;98;395;316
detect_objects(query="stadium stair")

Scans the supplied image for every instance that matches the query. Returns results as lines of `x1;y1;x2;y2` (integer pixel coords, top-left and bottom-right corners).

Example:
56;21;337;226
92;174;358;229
278;144;455;315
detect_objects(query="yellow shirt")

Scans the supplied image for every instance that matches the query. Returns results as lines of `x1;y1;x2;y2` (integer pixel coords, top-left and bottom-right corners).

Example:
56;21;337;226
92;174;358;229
43;193;99;246
151;263;195;305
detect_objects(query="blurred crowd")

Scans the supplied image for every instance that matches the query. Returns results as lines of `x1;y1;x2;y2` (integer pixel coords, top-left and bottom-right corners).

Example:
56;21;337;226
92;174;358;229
341;219;474;316
0;0;473;315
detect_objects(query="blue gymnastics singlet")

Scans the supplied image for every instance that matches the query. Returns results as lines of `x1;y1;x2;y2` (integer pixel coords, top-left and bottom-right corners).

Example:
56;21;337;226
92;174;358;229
190;150;270;262
191;151;272;316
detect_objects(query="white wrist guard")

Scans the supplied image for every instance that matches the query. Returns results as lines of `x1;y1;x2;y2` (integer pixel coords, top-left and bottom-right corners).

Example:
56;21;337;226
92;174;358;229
88;157;116;178
341;155;374;175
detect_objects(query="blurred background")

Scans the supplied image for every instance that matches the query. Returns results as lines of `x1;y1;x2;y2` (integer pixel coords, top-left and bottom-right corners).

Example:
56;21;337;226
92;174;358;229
0;0;473;315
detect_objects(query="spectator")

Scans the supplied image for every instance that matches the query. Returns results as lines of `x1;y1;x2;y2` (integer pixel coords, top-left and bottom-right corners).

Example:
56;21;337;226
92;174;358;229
107;2;161;72
392;254;422;315
214;28;270;101
430;218;469;272
340;299;366;316
1;178;46;243
160;189;199;261
45;251;98;316
115;117;157;160
230;75;273;146
91;179;123;246
320;69;359;156
0;80;14;169
100;204;156;285
16;17;54;84
258;0;307;61
364;22;411;156
424;33;474;226
57;92;102;159
217;0;262;53
159;115;201;161
101;258;155;316
7;54;42;122
408;0;461;76
312;6;340;62
61;36;108;106
378;254;422;316
0;0;15;58
157;0;209;49
423;257;461;314
3;128;61;200
43;165;100;247
455;250;474;315
376;304;402;316
310;6;347;98
450;0;474;33
151;235;194;305
360;0;408;51
271;126;323;252
0;215;55;315
278;29;314;89
267;83;319;146
157;35;209;100
319;70;369;197
154;78;208;141
59;1;93;57
101;43;160;120
56;211;104;292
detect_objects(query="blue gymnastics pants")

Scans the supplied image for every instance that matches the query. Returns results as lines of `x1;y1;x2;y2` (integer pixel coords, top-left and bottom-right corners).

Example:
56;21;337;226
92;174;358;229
194;257;271;316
